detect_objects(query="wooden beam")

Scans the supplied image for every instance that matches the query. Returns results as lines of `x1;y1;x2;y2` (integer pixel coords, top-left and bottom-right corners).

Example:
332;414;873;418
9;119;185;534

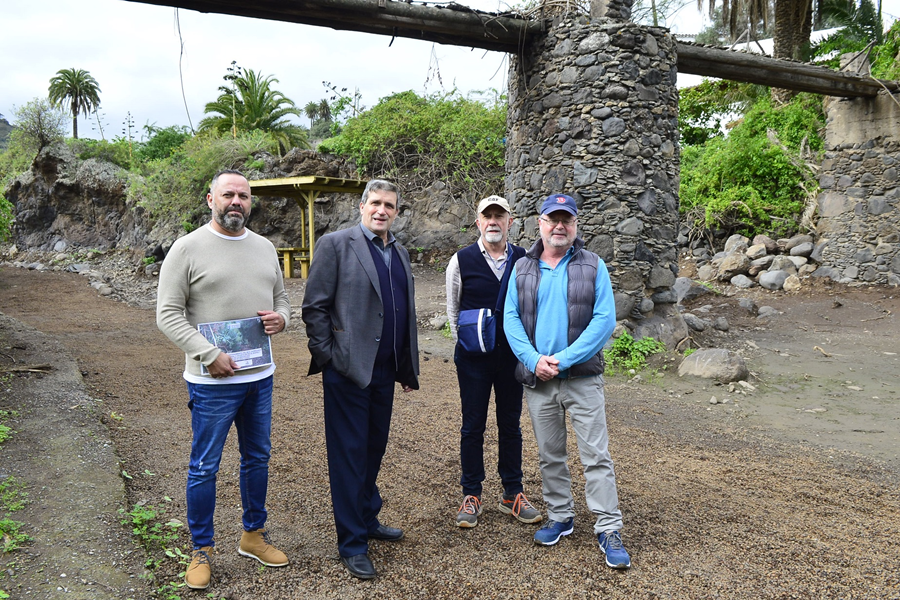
123;0;898;97
677;43;899;97
123;0;543;53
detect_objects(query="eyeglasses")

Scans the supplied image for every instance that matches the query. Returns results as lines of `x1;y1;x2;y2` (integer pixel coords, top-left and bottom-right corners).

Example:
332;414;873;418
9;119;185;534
539;216;577;227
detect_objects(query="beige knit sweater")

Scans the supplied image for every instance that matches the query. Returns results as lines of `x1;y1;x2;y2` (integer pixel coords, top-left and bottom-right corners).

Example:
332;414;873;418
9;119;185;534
156;224;290;382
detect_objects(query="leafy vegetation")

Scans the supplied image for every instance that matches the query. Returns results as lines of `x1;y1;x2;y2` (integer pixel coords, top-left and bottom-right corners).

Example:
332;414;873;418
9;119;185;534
811;13;900;80
68;137;135;170
0;196;13;244
199;66;308;155
120;501;188;597
0;407;30;559
869;19;900;80
5;99;67;155
678;80;768;146
678;12;899;244
0;409;14;445
678;87;824;241
604;332;666;374
319;89;506;199
810;0;883;66
128;129;282;221
48;68;101;139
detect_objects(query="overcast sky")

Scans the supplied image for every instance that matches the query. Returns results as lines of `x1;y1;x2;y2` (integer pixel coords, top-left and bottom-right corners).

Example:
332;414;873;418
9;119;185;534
1;0;897;140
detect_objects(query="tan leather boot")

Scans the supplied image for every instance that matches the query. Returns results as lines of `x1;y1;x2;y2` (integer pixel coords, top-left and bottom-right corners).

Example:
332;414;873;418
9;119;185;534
238;528;289;567
185;546;213;589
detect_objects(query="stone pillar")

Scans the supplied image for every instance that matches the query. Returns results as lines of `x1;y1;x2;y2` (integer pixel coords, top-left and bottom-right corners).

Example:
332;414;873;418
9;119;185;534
590;0;634;21
505;14;685;344
813;54;900;286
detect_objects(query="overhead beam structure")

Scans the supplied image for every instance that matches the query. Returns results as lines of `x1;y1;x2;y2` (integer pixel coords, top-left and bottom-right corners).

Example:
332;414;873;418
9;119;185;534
126;0;899;97
126;0;544;53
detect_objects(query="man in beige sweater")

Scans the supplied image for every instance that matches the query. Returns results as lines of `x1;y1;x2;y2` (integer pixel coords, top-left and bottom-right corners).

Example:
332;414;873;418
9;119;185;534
157;170;292;590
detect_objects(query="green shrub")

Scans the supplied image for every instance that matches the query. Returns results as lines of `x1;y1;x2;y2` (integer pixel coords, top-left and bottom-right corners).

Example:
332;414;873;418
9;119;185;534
0;476;27;513
604;332;666;373
136;125;192;162
319;89;506;199
0;195;12;243
871;20;900;80
679;96;822;239
678;80;768;146
69;138;134;170
0;475;29;554
1;127;43;241
128;129;280;222
120;502;184;569
0;408;16;448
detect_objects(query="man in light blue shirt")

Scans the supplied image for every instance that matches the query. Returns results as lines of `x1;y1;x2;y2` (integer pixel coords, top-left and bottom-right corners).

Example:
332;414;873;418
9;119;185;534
504;193;631;569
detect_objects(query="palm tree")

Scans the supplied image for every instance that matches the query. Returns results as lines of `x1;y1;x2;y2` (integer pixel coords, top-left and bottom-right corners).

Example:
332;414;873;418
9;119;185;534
48;68;101;139
304;101;320;127
200;68;308;154
317;99;332;123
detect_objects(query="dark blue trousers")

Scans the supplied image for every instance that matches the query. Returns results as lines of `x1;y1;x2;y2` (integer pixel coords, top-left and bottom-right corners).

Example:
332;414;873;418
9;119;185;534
322;362;395;558
454;345;524;498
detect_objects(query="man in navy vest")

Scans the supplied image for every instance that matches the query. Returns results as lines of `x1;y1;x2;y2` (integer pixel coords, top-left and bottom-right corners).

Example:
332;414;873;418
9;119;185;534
445;196;541;528
302;179;419;580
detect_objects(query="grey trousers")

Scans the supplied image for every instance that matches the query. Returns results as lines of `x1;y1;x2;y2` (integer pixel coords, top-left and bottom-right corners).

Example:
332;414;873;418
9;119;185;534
525;374;623;534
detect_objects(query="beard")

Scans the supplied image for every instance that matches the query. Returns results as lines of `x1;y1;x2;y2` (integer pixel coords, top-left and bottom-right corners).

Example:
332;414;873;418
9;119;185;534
483;231;503;244
214;206;246;233
544;232;573;249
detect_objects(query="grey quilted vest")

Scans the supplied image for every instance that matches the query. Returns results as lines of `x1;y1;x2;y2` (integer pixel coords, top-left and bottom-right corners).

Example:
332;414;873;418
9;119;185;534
512;237;606;388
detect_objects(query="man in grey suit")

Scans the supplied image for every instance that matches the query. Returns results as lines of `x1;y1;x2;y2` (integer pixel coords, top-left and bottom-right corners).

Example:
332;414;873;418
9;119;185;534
302;179;419;580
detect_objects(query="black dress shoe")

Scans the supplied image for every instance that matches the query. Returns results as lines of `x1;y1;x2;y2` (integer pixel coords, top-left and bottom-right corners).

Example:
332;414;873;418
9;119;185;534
369;524;404;541
340;553;376;579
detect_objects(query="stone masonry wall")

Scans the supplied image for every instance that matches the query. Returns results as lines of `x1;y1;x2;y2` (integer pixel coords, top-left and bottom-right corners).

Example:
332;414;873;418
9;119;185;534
814;92;900;286
505;15;682;322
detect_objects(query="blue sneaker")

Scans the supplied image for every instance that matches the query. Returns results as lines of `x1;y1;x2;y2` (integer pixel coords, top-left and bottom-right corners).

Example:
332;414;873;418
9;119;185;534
533;518;574;546
598;531;631;569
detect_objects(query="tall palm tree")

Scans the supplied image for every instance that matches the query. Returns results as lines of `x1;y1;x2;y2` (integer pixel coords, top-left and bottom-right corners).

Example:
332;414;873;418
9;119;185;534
200;68;308;154
48;68;101;139
304;101;320;127
317;99;333;123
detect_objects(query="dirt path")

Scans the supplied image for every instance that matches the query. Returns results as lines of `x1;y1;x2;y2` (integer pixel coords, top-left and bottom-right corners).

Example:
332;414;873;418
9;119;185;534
1;262;899;599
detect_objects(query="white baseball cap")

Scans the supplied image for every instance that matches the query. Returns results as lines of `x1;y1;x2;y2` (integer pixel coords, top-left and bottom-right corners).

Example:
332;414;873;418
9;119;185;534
476;195;511;215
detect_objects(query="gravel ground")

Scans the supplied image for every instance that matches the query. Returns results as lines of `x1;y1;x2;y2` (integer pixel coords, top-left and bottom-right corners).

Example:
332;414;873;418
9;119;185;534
1;253;899;600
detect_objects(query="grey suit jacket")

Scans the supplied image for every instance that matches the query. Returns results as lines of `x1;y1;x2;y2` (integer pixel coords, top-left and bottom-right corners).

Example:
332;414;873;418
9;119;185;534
301;224;420;390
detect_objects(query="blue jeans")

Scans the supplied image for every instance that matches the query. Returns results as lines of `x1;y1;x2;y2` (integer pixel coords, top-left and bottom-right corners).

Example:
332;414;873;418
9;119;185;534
185;376;273;549
322;362;395;558
454;345;524;498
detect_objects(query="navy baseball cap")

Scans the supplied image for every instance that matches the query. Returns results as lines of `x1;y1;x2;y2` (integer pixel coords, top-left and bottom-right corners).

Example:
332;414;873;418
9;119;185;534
540;194;578;216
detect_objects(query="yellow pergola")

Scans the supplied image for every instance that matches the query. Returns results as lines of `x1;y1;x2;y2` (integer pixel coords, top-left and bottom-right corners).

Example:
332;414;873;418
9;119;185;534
250;175;368;278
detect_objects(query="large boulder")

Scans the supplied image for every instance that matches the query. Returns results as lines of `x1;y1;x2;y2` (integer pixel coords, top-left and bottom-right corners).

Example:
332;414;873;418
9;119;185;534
678;348;749;382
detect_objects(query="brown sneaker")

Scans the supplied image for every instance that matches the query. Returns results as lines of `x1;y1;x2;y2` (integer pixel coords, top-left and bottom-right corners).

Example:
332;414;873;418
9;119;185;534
185;546;213;590
238;528;289;567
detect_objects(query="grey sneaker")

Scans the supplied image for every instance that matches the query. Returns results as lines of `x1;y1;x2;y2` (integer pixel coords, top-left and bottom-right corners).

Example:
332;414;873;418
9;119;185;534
498;492;543;524
456;495;482;528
